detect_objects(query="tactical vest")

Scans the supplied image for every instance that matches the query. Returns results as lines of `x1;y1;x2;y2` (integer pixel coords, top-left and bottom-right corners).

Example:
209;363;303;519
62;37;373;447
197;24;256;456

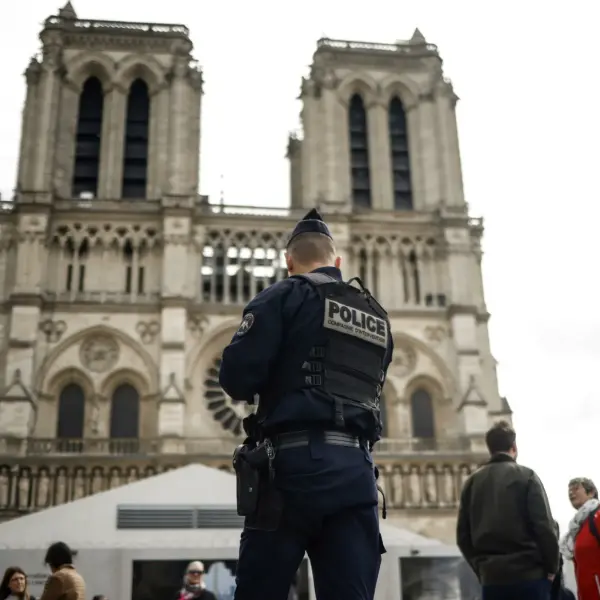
258;273;390;438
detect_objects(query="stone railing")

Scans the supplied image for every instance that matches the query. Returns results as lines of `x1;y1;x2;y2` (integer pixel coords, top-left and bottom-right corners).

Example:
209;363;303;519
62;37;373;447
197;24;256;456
2;436;474;459
42;291;161;305
0;436;484;519
316;37;439;54
20;436;238;457
0;455;481;519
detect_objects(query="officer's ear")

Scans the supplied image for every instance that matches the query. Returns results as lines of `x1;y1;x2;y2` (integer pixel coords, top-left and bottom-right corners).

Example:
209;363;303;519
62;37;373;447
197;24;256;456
285;251;294;273
334;256;342;269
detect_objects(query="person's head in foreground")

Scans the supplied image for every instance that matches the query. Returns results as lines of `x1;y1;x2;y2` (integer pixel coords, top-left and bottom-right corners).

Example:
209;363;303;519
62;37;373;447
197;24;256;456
485;420;517;459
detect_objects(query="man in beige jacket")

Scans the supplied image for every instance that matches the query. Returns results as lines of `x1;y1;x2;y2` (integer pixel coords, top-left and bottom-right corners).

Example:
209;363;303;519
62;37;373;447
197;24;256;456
40;542;85;600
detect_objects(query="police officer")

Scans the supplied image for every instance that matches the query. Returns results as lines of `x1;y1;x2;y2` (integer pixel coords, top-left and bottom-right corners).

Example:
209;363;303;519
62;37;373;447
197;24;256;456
219;209;394;600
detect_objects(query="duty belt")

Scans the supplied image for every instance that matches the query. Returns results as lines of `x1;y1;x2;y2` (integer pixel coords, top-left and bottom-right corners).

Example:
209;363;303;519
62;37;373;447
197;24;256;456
274;430;361;450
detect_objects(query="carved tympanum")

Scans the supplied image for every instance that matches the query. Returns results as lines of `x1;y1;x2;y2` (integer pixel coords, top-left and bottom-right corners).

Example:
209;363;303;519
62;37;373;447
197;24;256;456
79;336;119;373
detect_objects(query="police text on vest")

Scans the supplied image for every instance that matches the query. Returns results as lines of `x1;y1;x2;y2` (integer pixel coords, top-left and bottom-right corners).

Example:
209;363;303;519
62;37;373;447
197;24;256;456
323;299;388;348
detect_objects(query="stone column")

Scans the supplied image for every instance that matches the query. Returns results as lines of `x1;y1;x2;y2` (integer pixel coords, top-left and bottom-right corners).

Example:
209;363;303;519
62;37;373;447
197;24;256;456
333;94;351;207
321;86;342;204
33;35;63;193
102;86;127;199
17;59;42;192
53;81;80;199
158;374;187;453
167;54;193;196
299;79;322;207
405;101;424;210
3;218;49;409
147;86;170;200
0;369;35;444
367;101;393;210
158;208;193;443
187;67;203;195
435;80;465;208
457;376;489;452
417;92;442;209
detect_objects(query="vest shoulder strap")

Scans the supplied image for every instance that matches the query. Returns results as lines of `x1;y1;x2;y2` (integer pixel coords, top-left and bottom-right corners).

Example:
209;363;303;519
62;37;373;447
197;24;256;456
294;272;339;287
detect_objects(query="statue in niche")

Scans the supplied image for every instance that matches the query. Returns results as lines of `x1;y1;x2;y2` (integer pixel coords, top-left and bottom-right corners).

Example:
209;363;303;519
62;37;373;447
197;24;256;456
37;472;50;508
18;476;30;510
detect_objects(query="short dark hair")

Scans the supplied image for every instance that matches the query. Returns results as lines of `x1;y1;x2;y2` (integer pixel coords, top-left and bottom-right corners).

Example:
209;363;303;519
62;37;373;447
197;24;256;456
44;542;73;569
287;232;336;265
485;420;516;454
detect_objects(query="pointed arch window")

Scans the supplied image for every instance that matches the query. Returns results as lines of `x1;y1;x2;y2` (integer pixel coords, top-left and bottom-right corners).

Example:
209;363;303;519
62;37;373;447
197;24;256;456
348;94;371;208
388;97;413;210
410;388;435;440
122;79;150;199
110;384;140;439
56;383;85;453
72;77;104;199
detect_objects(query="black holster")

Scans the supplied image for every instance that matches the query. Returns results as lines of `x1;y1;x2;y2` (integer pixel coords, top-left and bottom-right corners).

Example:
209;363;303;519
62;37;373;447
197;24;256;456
232;441;283;531
233;444;261;516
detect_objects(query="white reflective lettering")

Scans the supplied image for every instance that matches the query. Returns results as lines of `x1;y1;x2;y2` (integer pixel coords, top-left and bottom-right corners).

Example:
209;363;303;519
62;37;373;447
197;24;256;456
323;298;388;348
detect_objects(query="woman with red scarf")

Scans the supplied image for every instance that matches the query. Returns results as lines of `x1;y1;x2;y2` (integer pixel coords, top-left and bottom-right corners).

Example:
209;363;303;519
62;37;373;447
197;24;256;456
560;477;600;600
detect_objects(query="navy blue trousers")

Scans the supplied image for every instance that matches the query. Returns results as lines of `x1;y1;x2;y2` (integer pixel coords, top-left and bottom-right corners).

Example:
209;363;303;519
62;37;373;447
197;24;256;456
234;440;384;600
483;578;552;600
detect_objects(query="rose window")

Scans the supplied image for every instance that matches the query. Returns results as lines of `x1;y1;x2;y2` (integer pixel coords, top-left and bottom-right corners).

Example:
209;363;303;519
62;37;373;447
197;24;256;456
204;355;255;436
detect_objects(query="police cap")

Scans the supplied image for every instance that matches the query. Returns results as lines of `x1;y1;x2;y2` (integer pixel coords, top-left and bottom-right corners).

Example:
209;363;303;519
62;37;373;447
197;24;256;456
287;208;333;248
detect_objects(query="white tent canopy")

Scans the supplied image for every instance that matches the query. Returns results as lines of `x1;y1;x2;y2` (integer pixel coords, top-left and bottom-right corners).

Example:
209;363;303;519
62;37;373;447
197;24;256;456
0;464;461;600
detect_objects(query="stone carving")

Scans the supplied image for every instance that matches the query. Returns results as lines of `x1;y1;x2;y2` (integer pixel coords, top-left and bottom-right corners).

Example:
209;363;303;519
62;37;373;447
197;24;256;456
79;335;119;373
391;342;417;377
39;319;67;343
88;401;102;435
25;57;41;85
424;325;446;345
188;67;204;91
42;42;63;71
173;55;189;78
136;320;160;344
311;66;339;90
188;315;209;338
204;354;254;436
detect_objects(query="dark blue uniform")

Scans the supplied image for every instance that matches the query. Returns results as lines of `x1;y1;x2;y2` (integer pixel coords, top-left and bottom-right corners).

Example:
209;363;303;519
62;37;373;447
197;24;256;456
220;212;393;600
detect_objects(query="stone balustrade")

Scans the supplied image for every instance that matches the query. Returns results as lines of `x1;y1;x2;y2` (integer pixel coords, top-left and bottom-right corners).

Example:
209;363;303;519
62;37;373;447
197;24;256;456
0;436;484;520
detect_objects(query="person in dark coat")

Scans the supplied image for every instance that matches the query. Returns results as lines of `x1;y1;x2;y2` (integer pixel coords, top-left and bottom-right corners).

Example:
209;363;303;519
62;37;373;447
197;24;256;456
457;421;559;600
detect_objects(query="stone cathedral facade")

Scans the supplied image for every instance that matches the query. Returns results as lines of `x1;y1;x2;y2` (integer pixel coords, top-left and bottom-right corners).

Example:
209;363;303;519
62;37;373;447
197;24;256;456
0;3;510;542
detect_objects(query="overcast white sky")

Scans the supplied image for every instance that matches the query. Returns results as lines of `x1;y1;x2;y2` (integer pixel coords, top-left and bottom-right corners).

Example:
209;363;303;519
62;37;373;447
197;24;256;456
1;0;599;533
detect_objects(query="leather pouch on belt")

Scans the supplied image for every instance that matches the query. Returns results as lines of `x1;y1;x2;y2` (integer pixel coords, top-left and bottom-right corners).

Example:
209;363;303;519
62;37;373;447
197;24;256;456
245;478;283;532
233;446;260;517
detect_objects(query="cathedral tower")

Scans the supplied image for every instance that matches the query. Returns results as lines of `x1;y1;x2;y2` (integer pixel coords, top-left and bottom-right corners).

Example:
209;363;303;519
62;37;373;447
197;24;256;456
0;10;509;544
